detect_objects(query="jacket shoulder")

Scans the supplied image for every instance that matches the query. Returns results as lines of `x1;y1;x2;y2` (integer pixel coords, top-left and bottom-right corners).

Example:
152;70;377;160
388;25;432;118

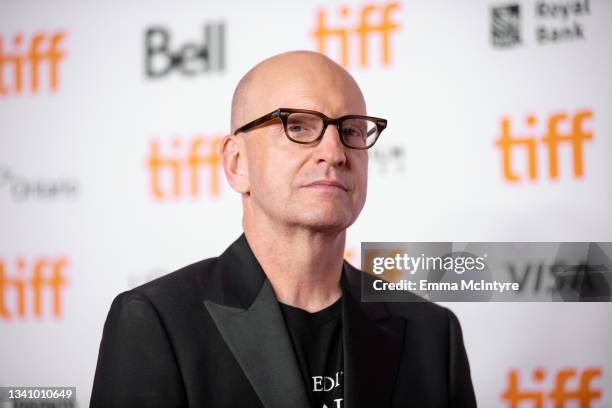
130;256;223;305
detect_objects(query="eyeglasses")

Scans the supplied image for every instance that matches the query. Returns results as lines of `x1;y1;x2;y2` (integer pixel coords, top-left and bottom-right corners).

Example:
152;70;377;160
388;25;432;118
233;108;387;150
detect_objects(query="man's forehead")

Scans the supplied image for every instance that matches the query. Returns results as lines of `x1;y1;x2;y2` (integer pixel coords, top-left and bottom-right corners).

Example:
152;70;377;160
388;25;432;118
231;51;366;130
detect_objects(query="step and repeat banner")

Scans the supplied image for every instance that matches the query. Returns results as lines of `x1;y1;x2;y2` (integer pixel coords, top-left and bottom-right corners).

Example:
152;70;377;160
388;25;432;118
1;0;611;406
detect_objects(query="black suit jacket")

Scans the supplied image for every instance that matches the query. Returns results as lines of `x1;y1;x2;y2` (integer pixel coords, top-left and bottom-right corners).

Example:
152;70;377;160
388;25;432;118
91;234;477;407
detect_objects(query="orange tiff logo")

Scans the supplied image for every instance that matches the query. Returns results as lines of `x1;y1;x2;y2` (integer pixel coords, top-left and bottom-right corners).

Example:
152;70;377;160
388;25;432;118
146;135;222;200
495;110;593;182
0;31;67;96
501;367;602;407
313;2;400;68
0;256;69;320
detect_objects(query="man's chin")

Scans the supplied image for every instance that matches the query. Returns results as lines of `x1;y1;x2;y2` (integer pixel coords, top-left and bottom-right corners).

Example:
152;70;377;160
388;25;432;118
293;212;356;233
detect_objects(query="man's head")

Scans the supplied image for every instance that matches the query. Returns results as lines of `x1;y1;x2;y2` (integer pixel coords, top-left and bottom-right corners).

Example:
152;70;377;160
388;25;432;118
221;51;370;234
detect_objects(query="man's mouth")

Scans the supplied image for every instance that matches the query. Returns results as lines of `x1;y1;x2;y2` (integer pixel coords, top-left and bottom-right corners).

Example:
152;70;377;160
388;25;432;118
302;180;349;191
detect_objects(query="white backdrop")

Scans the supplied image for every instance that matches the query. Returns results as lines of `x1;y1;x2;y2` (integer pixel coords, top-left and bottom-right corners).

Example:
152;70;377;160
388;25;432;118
1;0;611;406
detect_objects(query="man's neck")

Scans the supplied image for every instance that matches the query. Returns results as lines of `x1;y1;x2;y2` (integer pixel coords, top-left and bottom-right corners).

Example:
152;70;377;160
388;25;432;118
243;216;345;313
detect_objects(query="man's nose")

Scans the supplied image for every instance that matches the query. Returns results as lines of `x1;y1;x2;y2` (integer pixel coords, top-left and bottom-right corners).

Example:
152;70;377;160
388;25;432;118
314;125;347;167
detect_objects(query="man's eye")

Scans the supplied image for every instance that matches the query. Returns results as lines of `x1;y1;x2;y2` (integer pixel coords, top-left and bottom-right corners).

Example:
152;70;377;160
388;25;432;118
343;128;363;138
288;123;310;132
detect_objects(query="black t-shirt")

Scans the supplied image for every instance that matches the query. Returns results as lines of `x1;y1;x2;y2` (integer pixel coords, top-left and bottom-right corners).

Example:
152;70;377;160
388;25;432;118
279;297;344;408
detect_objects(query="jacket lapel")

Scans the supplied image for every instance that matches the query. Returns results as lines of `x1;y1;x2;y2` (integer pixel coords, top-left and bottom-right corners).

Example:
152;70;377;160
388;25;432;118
342;263;407;408
203;235;406;408
204;279;311;408
203;235;311;408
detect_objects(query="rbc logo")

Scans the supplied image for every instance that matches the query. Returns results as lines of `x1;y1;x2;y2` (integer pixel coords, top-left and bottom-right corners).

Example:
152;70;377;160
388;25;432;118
145;23;225;78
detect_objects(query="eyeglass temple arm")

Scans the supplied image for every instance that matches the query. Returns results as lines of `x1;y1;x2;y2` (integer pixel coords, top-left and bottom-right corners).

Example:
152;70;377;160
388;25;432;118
234;109;281;135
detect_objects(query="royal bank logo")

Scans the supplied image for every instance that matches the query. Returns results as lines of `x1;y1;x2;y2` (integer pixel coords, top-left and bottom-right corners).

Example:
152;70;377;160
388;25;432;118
535;0;590;44
145;23;225;78
490;1;591;49
491;4;521;48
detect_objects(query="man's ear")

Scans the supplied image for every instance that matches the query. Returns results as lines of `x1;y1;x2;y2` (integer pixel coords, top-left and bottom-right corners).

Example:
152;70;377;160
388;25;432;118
220;134;250;194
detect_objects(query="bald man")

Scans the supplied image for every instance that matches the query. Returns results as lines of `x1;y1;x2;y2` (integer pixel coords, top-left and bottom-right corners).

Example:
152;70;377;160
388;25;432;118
91;51;476;408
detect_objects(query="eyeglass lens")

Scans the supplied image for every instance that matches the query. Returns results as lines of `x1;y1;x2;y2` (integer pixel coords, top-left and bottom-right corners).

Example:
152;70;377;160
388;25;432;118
285;112;378;148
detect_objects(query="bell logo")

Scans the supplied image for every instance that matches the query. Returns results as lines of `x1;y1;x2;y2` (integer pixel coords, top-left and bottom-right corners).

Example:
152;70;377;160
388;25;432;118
501;367;602;407
313;2;400;68
145;24;225;78
0;256;69;320
146;135;222;200
495;110;593;182
0;31;67;96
